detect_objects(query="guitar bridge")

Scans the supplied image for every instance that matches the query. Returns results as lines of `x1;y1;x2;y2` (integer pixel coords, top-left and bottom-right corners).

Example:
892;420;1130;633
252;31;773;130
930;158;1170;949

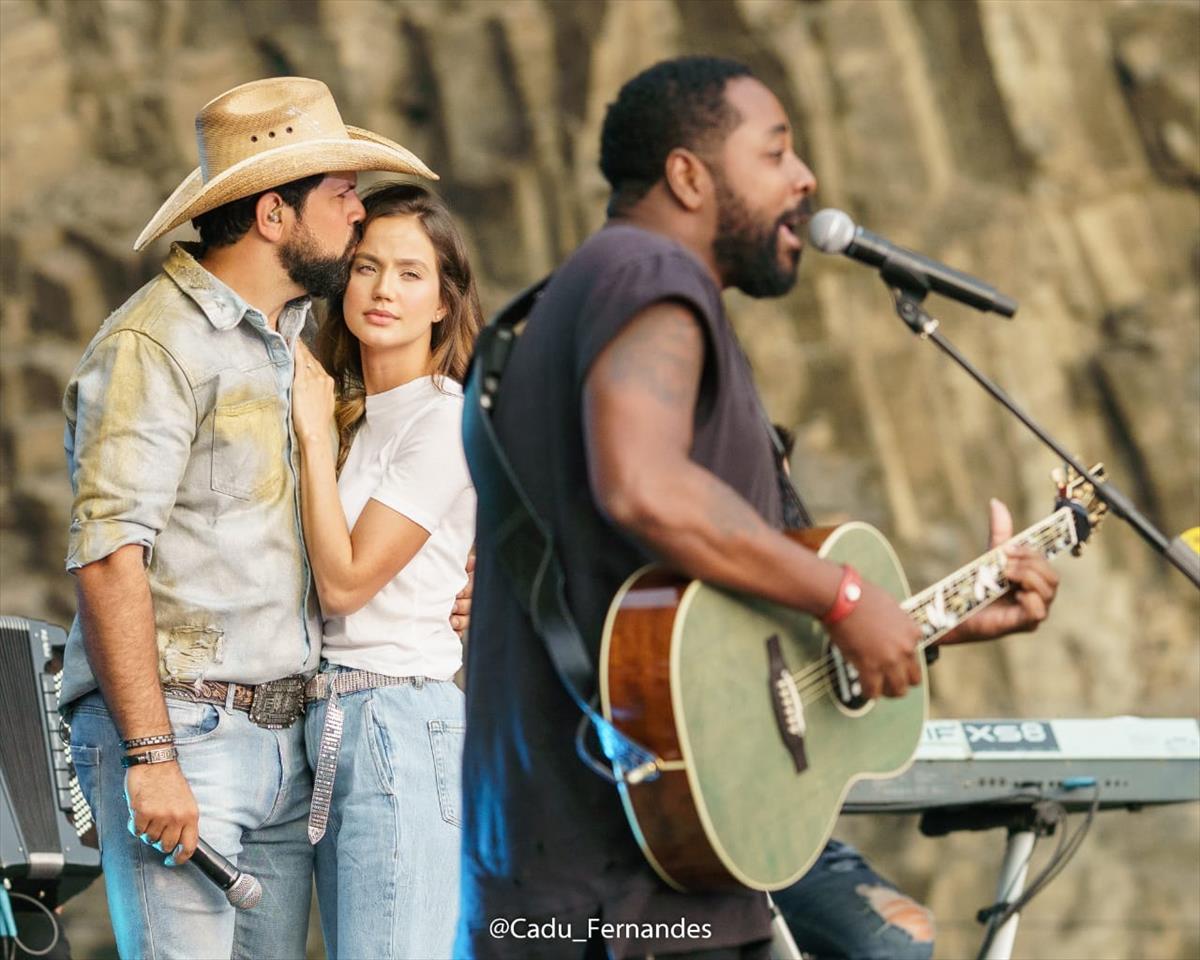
766;634;808;774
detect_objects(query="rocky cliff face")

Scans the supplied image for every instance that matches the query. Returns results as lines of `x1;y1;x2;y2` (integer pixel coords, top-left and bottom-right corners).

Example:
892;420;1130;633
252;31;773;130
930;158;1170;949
1;1;1196;957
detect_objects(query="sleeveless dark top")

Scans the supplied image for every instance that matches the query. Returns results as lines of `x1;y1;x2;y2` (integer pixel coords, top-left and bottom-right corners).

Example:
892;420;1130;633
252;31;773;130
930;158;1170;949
460;225;780;955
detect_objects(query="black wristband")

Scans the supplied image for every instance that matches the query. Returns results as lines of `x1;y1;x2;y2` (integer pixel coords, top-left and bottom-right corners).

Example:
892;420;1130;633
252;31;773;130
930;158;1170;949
120;746;179;768
121;733;176;750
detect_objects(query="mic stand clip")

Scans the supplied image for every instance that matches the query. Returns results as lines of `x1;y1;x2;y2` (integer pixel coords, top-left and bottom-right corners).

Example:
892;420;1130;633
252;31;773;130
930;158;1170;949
881;260;938;340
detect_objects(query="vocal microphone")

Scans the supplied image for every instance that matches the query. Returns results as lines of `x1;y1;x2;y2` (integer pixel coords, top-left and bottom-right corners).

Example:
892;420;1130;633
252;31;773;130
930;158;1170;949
189;838;262;909
808;208;1018;317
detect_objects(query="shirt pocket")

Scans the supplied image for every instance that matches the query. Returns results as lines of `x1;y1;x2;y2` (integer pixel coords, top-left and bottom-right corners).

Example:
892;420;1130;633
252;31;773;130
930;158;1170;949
210;395;286;501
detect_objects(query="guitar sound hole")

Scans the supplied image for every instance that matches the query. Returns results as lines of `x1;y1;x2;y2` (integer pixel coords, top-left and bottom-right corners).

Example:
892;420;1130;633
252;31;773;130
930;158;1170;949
827;645;870;711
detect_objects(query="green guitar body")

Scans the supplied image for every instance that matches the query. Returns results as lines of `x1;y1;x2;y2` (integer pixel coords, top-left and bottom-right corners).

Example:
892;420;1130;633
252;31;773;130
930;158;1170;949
599;521;928;892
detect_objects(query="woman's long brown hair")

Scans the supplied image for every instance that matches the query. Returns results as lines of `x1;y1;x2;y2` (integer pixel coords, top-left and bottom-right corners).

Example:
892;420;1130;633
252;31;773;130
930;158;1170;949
316;182;484;473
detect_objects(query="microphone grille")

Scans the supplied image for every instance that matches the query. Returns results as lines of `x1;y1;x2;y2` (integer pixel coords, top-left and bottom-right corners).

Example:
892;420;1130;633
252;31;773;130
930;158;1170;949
808;208;857;254
226;872;262;910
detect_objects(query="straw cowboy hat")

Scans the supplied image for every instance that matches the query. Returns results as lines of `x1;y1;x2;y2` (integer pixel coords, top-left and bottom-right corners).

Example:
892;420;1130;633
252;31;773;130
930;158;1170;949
134;76;437;251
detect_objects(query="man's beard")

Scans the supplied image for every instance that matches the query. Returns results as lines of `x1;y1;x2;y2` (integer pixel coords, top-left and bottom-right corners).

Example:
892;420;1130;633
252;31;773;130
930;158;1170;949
712;174;801;299
278;221;357;300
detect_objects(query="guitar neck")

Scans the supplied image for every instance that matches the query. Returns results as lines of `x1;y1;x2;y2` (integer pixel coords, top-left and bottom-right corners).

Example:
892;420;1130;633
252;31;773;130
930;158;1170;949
903;508;1079;649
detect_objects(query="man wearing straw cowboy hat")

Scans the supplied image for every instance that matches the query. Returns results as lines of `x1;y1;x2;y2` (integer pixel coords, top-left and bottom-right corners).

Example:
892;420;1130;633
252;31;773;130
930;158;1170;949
59;77;435;957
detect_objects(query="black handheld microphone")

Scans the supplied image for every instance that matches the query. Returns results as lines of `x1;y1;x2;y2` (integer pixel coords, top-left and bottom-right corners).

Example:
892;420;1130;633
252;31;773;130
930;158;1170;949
808;208;1018;317
190;838;262;910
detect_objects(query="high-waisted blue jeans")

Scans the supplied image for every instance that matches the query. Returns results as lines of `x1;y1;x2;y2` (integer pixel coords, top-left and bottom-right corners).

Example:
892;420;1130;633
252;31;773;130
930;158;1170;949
305;666;465;959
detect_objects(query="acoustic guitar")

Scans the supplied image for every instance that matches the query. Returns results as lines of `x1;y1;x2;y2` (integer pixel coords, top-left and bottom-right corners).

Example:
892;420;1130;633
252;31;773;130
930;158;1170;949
598;466;1106;892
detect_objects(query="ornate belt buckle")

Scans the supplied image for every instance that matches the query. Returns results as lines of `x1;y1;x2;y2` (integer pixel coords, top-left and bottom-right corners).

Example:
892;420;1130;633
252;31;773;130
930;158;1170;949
249;676;305;729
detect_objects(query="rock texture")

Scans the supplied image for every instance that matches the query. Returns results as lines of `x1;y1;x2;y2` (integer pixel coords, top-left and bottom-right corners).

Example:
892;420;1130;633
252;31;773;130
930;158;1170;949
1;1;1197;957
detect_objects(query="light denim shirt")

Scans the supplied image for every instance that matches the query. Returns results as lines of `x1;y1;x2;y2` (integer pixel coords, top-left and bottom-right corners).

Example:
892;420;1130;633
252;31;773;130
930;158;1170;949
59;243;321;709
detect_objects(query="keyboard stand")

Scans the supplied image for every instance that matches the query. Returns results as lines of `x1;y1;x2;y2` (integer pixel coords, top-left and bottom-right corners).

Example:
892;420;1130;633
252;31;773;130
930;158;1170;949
984;826;1037;959
921;802;1063;960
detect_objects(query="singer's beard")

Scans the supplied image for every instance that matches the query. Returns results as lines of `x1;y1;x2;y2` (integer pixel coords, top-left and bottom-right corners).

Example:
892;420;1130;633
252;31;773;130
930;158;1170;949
278;220;357;300
713;175;800;299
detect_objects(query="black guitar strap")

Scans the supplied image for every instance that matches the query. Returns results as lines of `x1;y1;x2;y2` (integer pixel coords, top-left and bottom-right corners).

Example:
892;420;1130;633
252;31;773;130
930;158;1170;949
733;342;815;531
461;277;662;786
762;404;815;531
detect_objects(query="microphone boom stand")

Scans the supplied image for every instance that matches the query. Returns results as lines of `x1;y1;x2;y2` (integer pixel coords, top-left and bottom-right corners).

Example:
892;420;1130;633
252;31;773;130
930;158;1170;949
879;261;1200;589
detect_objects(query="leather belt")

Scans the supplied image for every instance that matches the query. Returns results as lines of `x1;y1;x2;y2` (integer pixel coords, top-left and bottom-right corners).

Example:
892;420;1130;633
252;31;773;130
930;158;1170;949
162;675;307;730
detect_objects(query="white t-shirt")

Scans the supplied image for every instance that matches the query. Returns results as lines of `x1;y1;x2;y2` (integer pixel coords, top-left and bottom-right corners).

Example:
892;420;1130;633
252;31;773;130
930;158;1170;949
320;375;475;680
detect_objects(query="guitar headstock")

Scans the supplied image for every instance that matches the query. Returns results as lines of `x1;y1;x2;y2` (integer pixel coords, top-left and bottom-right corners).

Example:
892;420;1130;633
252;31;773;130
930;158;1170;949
1052;463;1108;555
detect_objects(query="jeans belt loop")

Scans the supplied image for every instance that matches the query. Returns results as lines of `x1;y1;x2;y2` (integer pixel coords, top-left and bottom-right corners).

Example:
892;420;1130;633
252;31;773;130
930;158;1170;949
224;682;237;715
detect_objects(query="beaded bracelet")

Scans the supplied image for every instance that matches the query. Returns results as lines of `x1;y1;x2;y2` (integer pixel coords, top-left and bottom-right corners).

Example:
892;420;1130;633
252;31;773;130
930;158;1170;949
120;746;179;768
120;733;176;750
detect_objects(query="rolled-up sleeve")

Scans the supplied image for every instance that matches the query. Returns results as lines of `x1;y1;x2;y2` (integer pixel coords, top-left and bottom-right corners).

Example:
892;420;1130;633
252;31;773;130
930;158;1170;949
64;330;196;571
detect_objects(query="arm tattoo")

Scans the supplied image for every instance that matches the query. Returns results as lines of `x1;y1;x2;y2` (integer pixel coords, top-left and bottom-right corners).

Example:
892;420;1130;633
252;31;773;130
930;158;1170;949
597;306;703;410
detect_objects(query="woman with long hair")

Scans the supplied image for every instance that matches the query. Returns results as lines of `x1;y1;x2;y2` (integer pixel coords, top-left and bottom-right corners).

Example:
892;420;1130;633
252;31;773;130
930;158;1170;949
291;182;482;959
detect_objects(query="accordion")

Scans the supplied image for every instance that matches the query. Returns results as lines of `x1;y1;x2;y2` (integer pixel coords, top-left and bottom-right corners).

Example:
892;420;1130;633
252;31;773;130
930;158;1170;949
0;616;100;903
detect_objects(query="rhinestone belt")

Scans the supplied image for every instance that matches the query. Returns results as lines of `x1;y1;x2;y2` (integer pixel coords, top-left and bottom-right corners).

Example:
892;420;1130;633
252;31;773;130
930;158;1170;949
304;670;429;844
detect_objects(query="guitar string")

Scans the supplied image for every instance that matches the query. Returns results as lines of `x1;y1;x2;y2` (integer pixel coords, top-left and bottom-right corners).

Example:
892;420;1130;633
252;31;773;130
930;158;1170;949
790;522;1070;699
902;517;1069;620
790;523;1073;703
782;517;1075;701
793;550;1025;705
785;520;1066;690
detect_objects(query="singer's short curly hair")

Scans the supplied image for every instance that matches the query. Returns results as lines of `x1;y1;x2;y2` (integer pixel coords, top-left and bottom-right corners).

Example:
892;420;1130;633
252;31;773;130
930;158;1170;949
600;56;753;216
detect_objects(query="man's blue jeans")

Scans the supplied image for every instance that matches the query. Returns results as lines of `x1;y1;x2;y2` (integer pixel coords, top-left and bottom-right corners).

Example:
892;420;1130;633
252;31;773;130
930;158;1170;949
774;839;934;960
305;668;465;959
68;691;313;959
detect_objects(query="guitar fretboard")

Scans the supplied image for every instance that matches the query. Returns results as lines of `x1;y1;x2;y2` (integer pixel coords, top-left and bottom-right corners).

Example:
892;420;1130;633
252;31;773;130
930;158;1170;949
903;508;1079;648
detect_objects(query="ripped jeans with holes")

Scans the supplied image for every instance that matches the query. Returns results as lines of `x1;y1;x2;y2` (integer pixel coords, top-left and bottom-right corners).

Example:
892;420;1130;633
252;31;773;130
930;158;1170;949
773;839;935;960
304;665;465;960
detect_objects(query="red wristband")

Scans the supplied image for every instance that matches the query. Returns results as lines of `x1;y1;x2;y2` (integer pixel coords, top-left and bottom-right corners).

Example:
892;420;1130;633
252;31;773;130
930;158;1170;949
821;564;863;626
